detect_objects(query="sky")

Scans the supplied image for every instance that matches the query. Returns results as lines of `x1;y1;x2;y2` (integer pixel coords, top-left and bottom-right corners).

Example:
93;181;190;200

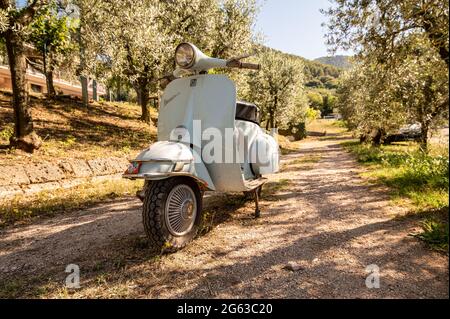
255;0;351;60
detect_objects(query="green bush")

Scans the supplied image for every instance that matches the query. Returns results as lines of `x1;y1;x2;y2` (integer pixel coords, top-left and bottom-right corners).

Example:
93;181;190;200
414;218;449;252
0;125;14;142
344;142;449;190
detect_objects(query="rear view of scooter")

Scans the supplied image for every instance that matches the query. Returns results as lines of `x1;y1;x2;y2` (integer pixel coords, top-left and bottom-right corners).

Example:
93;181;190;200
123;43;280;251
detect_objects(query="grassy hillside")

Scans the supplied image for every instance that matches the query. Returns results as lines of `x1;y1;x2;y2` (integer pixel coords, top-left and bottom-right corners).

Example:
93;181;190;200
265;47;342;90
314;55;353;69
0;91;157;165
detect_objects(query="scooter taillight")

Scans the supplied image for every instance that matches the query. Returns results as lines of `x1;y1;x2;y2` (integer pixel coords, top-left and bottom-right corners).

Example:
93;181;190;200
126;162;141;175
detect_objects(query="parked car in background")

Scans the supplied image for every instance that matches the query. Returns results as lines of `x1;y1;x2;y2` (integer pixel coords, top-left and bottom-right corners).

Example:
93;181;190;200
323;113;342;120
384;123;422;144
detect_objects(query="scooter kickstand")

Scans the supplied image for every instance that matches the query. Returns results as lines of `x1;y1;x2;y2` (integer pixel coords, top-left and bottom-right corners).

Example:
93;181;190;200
254;187;261;218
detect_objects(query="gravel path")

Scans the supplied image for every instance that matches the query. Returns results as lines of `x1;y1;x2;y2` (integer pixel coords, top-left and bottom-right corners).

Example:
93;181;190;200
0;137;448;298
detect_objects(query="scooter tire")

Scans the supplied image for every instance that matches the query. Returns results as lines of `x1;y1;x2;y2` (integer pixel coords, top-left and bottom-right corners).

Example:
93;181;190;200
142;177;203;253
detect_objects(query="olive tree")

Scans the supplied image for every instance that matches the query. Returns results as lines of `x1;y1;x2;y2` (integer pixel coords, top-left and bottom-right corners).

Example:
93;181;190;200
337;35;448;149
324;0;449;150
247;49;307;130
77;0;109;105
28;3;75;97
392;35;449;150
98;0;172;123
337;62;406;144
322;0;449;67
98;0;259;123
0;0;49;152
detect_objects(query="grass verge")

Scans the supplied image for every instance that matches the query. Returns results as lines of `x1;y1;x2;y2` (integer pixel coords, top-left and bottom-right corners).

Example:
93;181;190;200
0;179;144;228
342;141;449;252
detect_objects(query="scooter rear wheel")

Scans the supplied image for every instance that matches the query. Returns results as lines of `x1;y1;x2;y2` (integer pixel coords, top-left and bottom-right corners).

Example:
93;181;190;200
142;177;203;252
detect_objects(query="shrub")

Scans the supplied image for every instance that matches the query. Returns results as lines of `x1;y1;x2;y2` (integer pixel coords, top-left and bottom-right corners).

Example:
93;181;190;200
0;124;14;142
414;218;449;252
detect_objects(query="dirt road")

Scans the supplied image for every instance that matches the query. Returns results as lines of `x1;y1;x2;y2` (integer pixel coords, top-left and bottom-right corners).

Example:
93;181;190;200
0;137;448;298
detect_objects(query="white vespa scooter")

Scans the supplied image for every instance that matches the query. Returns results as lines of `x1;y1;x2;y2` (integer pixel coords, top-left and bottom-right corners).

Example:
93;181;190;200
123;43;280;251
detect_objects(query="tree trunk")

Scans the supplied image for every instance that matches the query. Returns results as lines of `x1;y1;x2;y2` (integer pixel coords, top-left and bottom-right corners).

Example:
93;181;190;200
46;69;56;97
419;122;429;153
5;30;42;153
106;86;111;101
80;76;89;106
43;49;56;97
270;96;278;129
371;128;385;147
268;109;275;129
422;12;449;68
135;81;151;123
92;79;98;101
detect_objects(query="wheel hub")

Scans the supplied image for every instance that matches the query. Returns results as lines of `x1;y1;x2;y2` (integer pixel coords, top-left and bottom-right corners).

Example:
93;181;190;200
181;199;194;219
165;184;197;236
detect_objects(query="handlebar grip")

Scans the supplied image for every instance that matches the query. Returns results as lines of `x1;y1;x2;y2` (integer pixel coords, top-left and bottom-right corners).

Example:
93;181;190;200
226;59;261;70
239;62;261;70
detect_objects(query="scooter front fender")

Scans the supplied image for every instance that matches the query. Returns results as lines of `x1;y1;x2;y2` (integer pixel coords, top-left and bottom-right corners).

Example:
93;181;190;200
123;141;215;191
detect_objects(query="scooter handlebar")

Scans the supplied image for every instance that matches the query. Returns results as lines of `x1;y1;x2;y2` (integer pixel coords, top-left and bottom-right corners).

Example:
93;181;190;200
226;59;261;70
239;62;261;70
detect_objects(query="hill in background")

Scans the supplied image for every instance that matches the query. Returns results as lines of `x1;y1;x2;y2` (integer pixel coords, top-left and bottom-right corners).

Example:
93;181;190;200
264;47;343;117
314;55;353;69
266;47;342;89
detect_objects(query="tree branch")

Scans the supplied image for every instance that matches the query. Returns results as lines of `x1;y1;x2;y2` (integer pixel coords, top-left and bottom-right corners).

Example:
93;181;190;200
17;0;48;26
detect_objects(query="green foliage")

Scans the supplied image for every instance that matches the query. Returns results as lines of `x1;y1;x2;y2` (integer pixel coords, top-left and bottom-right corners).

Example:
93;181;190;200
246;48;307;129
321;94;336;116
29;6;75;56
0;124;14;142
307;91;323;109
343;141;449;209
306;107;320;122
314;55;353;69
323;0;449;67
303;59;341;81
343;141;449;251
268;46;342;89
414;218;449;252
306;90;338;117
325;0;449;148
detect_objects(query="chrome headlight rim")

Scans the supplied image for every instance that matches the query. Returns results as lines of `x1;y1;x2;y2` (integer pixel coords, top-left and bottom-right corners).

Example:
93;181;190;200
175;42;196;69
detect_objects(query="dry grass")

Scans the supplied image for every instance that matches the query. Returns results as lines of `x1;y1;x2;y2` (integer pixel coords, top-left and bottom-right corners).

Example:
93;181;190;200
278;134;303;155
1;136;448;299
0;91;157;165
306;119;348;136
0;178;144;228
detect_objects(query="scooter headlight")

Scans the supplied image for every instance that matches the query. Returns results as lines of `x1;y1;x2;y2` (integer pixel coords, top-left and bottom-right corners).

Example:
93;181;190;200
175;43;196;69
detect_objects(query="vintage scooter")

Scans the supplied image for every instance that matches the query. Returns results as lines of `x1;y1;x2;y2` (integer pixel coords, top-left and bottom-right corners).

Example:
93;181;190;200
123;43;280;251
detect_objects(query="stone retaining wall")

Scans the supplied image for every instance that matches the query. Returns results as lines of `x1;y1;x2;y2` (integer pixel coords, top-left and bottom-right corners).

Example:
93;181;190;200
0;157;130;199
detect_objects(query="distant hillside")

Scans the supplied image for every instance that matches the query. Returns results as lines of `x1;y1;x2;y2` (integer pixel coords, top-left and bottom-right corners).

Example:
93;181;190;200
314;55;352;69
264;47;342;89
